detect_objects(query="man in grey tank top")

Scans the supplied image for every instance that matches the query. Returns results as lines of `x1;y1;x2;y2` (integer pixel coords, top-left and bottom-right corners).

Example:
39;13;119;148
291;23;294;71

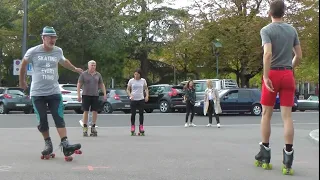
19;26;83;160
254;1;302;174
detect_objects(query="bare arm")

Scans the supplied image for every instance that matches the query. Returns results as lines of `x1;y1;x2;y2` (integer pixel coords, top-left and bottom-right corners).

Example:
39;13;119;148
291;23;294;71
19;59;29;85
144;82;149;98
126;82;132;97
262;43;272;78
77;81;82;98
59;59;79;72
292;45;302;69
99;83;107;96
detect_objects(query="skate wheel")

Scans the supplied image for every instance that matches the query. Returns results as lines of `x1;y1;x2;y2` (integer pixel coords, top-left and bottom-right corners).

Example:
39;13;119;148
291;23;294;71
254;160;261;167
262;163;272;170
64;156;73;162
282;167;294;175
75;150;82;154
51;154;55;158
41;155;45;159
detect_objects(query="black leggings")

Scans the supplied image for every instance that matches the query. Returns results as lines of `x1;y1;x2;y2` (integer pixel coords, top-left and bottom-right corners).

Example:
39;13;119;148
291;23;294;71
185;101;195;123
208;100;220;124
130;100;145;125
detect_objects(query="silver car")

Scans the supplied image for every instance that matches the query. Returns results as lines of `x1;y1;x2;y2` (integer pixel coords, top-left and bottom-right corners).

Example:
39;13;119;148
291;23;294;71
59;84;83;114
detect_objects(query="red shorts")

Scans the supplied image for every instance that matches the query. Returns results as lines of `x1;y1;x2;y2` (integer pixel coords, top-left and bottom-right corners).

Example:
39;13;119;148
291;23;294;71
260;70;295;107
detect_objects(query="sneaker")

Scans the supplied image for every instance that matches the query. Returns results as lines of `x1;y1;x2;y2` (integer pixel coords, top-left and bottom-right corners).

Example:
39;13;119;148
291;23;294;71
206;124;212;127
217;123;221;128
189;123;196;127
184;123;189;128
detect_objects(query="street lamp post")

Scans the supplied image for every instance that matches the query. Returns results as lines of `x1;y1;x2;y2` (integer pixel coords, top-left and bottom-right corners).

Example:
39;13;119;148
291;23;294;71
212;39;222;79
22;0;28;58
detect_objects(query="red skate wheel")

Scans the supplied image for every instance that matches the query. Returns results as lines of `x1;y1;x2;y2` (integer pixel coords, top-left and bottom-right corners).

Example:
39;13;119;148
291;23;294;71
77;150;82;154
65;156;73;161
41;155;44;159
45;155;50;159
51;154;55;158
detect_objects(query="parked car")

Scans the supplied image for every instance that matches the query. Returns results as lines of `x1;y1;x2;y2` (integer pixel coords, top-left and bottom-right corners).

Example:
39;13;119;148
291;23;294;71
194;88;262;116
274;93;298;112
98;88;131;114
145;84;186;113
179;79;238;102
297;95;319;111
59;84;83;114
0;87;33;114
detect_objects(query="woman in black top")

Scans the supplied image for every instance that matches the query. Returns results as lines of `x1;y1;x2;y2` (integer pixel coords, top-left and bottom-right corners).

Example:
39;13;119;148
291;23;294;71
184;80;196;127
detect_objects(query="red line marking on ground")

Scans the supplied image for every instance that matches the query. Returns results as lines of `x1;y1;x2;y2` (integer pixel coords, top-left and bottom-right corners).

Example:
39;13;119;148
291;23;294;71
87;166;94;171
72;166;110;171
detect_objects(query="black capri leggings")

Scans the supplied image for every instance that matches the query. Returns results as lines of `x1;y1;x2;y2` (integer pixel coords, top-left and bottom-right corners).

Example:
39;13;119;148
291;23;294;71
130;99;145;125
31;94;65;132
185;100;195;123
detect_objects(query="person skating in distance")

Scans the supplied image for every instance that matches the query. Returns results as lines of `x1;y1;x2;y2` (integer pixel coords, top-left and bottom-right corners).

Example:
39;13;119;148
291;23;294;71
254;0;302;175
19;26;83;161
126;69;149;136
77;60;106;137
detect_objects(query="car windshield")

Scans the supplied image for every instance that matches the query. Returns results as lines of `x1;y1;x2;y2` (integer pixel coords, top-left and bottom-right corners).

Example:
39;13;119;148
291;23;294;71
62;85;78;91
7;88;25;95
115;89;128;95
218;89;229;98
308;95;319;101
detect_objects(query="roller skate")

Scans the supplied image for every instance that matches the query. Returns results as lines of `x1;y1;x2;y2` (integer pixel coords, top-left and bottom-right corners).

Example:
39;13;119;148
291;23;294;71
282;148;294;175
90;126;98;137
254;142;272;170
40;137;55;160
138;124;145;136
130;125;136;136
60;138;82;162
82;126;88;137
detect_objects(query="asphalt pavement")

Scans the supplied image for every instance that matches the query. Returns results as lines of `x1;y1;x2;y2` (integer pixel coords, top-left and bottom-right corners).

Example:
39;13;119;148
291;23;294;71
0;111;318;180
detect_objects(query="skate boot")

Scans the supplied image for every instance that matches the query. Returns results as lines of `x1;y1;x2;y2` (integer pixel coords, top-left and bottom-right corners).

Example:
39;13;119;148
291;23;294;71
131;125;136;136
82;126;88;137
90;127;98;137
40;137;55;159
60;138;82;162
254;142;272;170
138;124;145;136
282;148;294;175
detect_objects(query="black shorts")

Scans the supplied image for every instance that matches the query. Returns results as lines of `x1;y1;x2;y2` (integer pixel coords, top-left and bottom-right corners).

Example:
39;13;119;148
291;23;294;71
82;95;99;111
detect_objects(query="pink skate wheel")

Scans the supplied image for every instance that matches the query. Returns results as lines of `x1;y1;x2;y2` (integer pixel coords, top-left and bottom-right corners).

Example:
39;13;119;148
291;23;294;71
41;155;44;159
51;154;55;158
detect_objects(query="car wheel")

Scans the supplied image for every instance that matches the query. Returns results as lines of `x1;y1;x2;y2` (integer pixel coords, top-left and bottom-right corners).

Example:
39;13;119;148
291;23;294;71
123;110;131;114
74;109;83;114
251;104;262;116
24;108;33;114
0;103;8;114
103;102;113;114
292;107;297;112
145;109;153;113
159;100;170;113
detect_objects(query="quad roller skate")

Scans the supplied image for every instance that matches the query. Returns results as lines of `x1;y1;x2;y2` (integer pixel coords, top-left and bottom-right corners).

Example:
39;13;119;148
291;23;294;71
83;126;88;137
130;125;136;136
90;127;98;137
40;138;55;160
60;138;82;162
138;125;145;136
254;142;272;170
282;148;294;175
